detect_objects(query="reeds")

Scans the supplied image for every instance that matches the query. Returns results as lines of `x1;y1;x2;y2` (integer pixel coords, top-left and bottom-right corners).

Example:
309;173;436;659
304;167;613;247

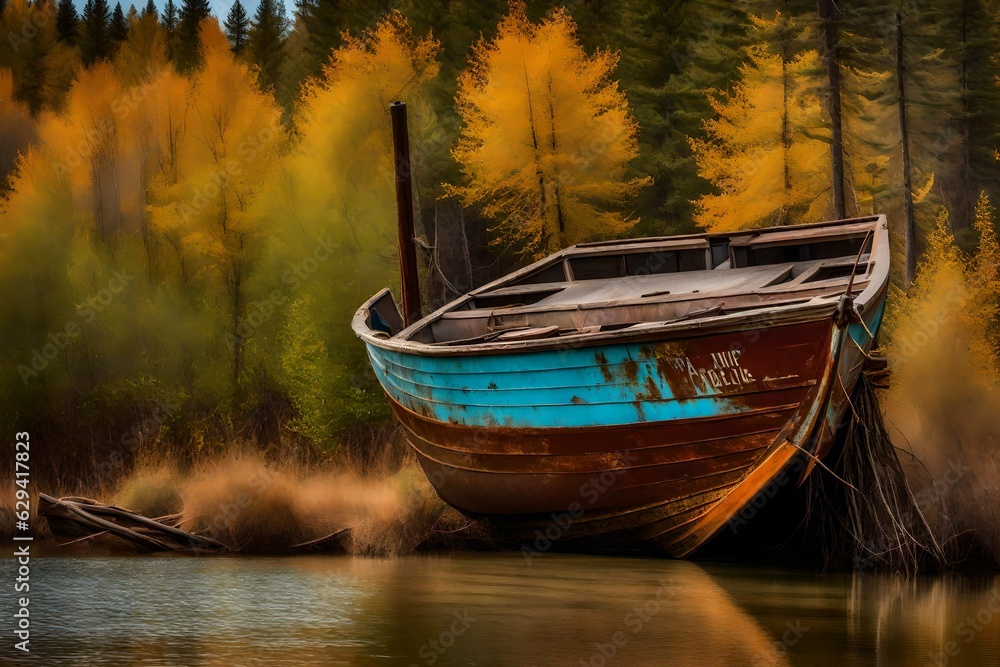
808;372;949;573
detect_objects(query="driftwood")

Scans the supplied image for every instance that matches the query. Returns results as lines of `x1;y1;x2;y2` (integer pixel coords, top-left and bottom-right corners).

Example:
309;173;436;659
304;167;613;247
38;494;228;553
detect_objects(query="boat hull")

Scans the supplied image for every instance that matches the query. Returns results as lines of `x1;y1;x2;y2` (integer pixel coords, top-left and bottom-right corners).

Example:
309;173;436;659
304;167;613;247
363;299;886;556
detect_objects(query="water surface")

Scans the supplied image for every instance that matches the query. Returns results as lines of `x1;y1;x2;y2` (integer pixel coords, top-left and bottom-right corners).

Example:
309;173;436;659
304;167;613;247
2;553;999;665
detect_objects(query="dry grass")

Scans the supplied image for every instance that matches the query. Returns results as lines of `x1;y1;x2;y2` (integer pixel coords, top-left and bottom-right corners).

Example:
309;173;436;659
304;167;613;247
104;449;492;555
180;456;309;553
884;255;1000;566
115;466;184;518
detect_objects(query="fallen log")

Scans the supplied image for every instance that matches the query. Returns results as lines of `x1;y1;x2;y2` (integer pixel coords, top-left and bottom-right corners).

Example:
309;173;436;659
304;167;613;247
78;503;226;550
40;494;174;552
38;494;228;553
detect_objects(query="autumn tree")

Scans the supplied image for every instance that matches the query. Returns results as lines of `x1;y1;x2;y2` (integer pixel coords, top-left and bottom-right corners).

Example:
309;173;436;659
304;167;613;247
274;10;439;445
690;11;830;232
224;0;250;55
972;191;1000;358
450;1;647;258
0;69;37;198
148;24;284;386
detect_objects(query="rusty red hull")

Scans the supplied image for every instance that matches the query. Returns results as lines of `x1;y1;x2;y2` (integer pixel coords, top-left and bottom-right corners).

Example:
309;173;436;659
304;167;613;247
380;318;853;556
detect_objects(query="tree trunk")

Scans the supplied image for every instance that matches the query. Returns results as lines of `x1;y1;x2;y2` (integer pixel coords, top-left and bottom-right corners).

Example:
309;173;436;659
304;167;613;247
817;0;846;219
781;12;791;226
547;77;565;235
959;3;971;229
521;56;550;250
896;8;917;287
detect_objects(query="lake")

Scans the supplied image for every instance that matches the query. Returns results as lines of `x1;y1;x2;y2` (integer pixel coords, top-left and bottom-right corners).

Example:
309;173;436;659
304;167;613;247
2;553;999;666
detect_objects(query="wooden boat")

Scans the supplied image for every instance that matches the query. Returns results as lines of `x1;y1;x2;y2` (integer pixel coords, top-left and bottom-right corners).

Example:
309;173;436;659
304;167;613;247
353;213;889;557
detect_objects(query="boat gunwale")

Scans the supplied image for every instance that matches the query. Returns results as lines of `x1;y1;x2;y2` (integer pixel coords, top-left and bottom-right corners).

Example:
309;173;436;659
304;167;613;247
352;215;890;358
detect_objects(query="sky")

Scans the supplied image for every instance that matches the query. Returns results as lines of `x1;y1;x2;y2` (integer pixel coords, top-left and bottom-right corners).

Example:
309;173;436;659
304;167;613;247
73;0;288;22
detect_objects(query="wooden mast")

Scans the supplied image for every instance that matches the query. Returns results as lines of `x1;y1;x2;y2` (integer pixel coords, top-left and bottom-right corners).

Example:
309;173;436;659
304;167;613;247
390;101;421;326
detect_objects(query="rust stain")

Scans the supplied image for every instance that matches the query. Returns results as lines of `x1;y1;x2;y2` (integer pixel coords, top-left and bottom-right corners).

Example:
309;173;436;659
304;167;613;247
637;375;662;401
594;351;614;383
623;359;639;383
487;381;498;390
571;395;588;405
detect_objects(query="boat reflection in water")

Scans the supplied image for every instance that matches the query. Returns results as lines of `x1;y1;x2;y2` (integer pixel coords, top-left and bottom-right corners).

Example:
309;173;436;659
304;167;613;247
15;554;1000;666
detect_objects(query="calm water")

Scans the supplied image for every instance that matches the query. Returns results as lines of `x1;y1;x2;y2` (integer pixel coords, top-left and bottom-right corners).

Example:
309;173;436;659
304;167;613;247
1;553;999;666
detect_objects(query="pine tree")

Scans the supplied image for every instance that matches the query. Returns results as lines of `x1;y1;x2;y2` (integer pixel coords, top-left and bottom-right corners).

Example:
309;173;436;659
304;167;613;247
938;0;1000;230
55;0;80;44
224;0;250;54
612;0;749;234
162;0;176;30
450;1;648;257
817;0;846;219
848;1;961;286
567;0;623;53
111;2;129;42
174;0;211;71
690;10;831;231
161;0;177;58
1;0;77;112
247;0;289;90
142;0;157;19
79;0;113;65
297;0;393;73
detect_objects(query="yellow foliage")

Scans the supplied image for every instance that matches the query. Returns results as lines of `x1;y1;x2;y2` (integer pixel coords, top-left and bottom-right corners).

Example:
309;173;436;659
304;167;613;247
291;9;440;251
913;172;935;203
274;11;440;443
148;22;283;269
887;207;996;390
974;191;1000;285
690;14;830;232
449;1;647;258
971;192;1000;365
885;204;1000;547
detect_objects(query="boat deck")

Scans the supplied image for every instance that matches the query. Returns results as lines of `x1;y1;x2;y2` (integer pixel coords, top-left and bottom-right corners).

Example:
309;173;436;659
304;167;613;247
419;256;868;345
359;216;880;348
471;258;858;309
